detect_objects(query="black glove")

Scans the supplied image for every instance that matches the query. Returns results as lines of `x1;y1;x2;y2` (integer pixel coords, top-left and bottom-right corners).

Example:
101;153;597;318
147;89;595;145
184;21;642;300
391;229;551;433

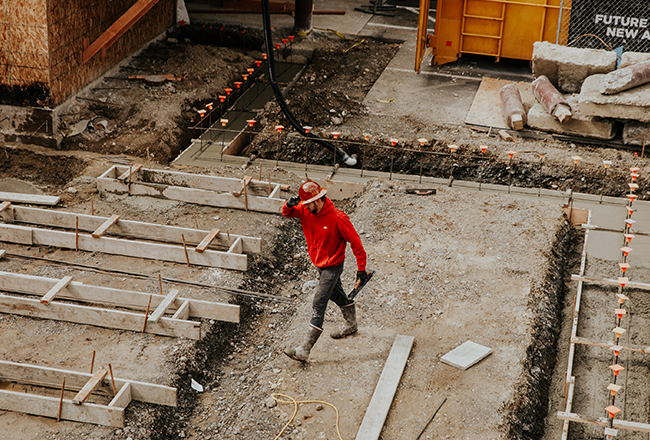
356;270;368;286
287;195;301;207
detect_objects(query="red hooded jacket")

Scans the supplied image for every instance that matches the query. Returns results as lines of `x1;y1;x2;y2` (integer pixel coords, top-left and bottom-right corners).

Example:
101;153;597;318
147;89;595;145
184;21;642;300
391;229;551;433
282;197;366;271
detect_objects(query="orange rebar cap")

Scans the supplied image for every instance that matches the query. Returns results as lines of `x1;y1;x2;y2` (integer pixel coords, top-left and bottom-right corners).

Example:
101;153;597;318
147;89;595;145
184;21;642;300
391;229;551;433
299;181;327;204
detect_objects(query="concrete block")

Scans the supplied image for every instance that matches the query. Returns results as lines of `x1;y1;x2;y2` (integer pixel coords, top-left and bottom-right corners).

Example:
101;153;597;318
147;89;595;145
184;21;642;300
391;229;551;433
623;121;650;146
440;340;492;370
531;42;617;93
620;52;650;69
578;74;650;123
527;96;617;140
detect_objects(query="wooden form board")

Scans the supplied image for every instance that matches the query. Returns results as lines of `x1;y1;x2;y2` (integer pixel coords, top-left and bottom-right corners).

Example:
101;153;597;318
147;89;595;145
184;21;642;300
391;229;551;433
0;205;261;254
572;274;650;291
355;334;414;440
0;192;60;206
0;360;175;427
0;270;239;324
97;165;285;214
0;223;247;271
0;293;201;338
557;411;650;433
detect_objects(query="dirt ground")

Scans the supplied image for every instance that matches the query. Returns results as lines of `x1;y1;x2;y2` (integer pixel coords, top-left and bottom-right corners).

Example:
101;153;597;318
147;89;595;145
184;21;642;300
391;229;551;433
0;23;648;440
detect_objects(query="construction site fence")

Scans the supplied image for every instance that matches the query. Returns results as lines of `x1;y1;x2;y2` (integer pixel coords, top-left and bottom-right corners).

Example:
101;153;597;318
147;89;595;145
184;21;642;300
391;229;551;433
556;0;650;53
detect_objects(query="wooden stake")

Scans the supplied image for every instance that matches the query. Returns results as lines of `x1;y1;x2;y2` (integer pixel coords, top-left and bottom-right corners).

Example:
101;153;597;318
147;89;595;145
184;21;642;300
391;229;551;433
142;294;152;333
90;350;95;374
259;164;262;181
227;230;231;246
194;215;199;229
108;363;117;396
243;182;248;211
75;216;79;251
158;273;163;295
57;375;66;422
181;234;190;267
91;196;94;216
268;171;272;195
641;134;647;159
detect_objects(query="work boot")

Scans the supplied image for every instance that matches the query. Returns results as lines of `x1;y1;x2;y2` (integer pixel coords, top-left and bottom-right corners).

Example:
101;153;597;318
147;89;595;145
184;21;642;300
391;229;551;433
284;325;323;362
330;302;357;339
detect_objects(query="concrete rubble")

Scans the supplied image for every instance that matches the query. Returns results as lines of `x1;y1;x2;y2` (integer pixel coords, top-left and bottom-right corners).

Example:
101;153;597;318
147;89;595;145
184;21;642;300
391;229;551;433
620;52;650;69
623;120;650;146
577;74;650;123
531;41;617;93
600;60;650;95
527;96;617;140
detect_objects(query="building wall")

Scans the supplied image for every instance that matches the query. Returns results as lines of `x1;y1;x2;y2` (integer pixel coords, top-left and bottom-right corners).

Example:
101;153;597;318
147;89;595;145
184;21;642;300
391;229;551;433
0;0;49;86
0;0;174;107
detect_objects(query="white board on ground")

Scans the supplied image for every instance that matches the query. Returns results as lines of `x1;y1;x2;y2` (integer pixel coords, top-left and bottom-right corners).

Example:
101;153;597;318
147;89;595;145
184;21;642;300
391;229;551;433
355;334;414;440
440;340;492;370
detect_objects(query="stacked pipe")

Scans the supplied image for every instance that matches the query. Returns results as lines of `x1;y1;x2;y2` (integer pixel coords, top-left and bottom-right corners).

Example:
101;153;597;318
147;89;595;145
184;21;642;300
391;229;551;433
603;167;640;439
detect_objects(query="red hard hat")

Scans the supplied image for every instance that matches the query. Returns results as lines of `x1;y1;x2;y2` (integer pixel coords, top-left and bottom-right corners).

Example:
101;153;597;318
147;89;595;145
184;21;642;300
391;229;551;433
298;181;327;204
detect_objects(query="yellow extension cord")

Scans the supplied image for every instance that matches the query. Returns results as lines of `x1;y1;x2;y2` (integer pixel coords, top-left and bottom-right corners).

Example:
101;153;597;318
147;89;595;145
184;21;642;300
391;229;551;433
271;393;344;440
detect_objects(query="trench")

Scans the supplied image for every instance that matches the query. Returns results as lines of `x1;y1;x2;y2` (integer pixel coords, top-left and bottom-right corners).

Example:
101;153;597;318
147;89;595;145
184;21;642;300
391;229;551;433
503;223;576;439
144;220;310;439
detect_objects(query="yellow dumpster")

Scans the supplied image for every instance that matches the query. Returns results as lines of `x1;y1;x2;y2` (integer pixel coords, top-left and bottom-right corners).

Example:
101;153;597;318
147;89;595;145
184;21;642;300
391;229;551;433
416;0;570;70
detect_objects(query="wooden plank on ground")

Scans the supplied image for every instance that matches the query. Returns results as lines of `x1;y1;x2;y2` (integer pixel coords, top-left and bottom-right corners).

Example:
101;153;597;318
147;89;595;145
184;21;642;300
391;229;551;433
73;369;108;404
0;250;4;260
355;334;415;440
40;275;73;305
557;411;650;433
195;228;220;253
0;192;60;206
148;289;180;323
0;206;261;254
92;214;121;238
109;382;132;408
0;294;201;339
0;360;176;406
0;201;10;212
0;272;240;323
0;388;124;427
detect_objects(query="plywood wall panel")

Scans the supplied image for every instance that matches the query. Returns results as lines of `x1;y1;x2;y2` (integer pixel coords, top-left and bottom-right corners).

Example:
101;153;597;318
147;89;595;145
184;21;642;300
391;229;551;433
0;0;7;22
1;0;174;105
9;0;47;26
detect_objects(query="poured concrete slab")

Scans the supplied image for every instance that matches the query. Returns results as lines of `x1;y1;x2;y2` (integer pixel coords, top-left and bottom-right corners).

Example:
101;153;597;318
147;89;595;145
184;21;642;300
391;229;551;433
578;74;650;123
531;42;616;93
441;340;492;370
527;96;617;140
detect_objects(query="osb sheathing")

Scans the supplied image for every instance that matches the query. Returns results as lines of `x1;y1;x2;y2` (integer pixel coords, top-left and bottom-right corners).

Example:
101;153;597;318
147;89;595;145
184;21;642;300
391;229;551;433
0;0;174;106
0;0;49;86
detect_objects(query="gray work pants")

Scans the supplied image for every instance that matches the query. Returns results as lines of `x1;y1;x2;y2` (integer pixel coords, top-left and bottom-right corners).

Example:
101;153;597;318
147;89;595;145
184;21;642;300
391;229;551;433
310;263;352;329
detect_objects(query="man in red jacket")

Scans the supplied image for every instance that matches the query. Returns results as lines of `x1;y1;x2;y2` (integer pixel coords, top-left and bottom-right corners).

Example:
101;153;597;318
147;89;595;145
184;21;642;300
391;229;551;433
283;181;369;362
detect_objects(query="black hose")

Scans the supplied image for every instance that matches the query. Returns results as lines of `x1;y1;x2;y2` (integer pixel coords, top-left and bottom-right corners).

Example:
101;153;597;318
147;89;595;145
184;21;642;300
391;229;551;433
260;0;357;166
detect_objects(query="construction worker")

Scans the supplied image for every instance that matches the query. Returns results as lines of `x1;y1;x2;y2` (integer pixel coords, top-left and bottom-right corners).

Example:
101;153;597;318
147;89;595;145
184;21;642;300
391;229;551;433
283;181;369;362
